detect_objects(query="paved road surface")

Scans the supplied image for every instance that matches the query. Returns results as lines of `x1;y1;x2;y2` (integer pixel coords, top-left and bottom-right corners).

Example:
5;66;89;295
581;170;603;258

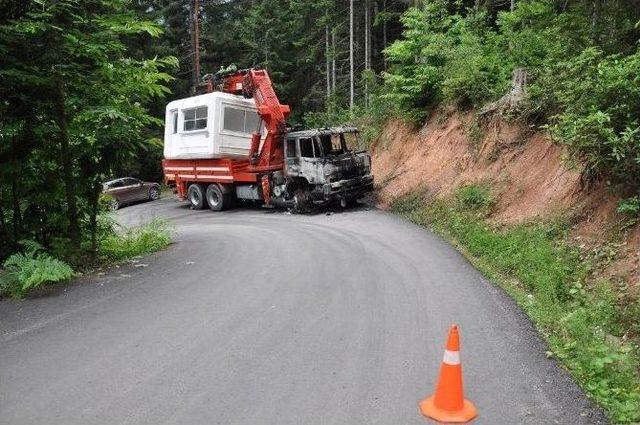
0;198;606;424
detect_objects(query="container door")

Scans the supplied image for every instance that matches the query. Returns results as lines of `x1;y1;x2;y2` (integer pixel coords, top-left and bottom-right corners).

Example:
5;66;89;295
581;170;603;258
168;109;179;157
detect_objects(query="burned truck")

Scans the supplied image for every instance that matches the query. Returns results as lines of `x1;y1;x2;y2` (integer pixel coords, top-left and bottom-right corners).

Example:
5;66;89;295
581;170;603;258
282;127;373;209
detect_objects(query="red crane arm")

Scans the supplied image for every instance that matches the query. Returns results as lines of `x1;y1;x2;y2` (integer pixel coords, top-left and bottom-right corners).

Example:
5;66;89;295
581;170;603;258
211;68;290;171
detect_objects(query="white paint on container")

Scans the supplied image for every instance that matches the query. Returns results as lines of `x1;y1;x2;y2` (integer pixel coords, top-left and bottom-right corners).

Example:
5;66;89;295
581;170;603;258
164;92;264;160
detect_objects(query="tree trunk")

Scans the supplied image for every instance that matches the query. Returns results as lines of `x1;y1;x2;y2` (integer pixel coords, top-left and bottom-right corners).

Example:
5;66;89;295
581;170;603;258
11;179;20;244
0;201;7;240
510;0;516;11
349;0;354;109
54;74;81;248
331;28;336;93
88;182;100;257
326;22;331;102
364;0;370;108
383;0;387;70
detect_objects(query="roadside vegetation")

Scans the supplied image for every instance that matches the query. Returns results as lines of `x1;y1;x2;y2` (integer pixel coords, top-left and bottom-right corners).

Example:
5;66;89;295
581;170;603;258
392;186;640;423
0;216;172;299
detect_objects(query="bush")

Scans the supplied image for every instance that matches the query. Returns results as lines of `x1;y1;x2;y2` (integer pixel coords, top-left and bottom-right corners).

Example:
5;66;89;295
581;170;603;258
0;240;75;298
550;48;640;188
98;218;172;262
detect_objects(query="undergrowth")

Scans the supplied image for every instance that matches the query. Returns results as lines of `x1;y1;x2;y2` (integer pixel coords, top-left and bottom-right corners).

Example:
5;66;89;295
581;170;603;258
0;240;75;298
391;186;640;423
0;218;173;299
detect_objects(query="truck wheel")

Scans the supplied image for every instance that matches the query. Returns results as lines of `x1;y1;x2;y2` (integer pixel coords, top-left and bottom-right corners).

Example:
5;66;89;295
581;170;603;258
293;189;312;213
187;183;206;210
206;184;224;211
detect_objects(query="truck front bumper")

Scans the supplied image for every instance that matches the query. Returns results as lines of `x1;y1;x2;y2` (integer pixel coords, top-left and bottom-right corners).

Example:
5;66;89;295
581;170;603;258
318;174;374;203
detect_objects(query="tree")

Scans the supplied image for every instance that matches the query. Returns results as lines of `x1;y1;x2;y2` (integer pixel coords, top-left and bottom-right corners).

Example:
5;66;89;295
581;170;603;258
0;0;175;258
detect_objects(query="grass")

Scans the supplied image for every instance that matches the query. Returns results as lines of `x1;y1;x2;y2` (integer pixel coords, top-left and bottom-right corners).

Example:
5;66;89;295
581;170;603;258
97;217;173;262
391;186;640;423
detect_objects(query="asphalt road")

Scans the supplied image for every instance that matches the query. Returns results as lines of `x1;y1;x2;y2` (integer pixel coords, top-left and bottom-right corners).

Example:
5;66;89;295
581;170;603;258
0;197;607;424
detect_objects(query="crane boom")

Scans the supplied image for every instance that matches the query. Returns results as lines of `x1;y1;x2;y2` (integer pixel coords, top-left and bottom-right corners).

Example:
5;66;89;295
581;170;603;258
205;68;290;171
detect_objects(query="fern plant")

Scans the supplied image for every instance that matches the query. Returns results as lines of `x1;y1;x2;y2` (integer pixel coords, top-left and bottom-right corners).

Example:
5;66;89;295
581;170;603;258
1;240;75;298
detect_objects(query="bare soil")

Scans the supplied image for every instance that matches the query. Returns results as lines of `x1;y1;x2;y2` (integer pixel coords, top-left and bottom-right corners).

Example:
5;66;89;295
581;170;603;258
371;110;639;292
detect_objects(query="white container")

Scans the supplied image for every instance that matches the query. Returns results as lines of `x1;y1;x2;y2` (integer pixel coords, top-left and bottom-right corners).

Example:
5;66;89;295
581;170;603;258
163;92;263;160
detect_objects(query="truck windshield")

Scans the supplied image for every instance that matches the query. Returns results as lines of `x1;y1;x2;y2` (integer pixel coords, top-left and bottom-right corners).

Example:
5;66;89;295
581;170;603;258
342;132;360;151
319;134;346;156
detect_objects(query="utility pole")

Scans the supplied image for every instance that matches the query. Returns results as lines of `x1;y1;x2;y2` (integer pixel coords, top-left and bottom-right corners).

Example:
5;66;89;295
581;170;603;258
349;0;354;110
192;0;201;92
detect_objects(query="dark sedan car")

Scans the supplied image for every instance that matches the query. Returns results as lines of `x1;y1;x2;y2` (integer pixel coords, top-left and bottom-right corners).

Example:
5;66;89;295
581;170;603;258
102;177;160;210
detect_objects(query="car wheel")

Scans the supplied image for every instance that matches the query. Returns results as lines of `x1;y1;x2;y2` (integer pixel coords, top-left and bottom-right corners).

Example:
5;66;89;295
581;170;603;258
110;198;120;211
149;187;160;201
187;184;206;210
206;184;224;211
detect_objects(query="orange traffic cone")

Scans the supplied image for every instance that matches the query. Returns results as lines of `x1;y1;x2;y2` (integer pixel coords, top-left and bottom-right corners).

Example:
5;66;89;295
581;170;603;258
419;325;478;423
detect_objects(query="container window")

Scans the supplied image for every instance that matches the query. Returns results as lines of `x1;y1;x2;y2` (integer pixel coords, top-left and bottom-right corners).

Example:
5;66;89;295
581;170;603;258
223;106;261;134
183;106;207;131
244;111;261;133
223;107;245;133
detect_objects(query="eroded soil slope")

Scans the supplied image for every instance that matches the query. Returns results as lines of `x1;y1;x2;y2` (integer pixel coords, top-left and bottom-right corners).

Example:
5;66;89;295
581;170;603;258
372;109;639;291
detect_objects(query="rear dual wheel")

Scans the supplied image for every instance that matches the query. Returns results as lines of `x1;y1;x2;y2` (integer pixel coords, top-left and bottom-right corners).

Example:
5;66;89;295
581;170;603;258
205;184;235;211
187;183;207;210
188;183;236;211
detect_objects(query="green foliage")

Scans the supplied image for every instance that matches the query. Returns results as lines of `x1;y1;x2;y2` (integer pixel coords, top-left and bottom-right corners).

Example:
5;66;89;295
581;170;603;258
455;184;493;212
617;196;640;216
97;218;172;262
0;240;74;298
549;48;640;188
377;1;640;190
0;0;176;261
391;190;640;423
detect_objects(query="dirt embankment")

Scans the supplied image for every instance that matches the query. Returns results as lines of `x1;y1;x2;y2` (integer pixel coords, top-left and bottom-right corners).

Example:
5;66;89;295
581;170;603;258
371;109;640;291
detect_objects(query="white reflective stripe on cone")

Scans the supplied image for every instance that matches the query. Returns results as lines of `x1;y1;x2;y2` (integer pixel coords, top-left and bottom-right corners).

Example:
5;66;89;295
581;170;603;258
442;349;461;365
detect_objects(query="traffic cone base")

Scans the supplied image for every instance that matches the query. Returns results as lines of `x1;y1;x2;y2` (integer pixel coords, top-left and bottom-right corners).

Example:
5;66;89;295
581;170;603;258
419;394;477;423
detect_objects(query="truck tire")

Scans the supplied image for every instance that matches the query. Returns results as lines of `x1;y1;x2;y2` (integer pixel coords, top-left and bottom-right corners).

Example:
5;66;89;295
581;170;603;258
187;183;206;210
206;184;224;211
292;189;312;213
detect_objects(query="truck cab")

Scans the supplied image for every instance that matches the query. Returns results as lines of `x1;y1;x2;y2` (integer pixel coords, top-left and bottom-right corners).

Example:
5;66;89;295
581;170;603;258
281;127;374;208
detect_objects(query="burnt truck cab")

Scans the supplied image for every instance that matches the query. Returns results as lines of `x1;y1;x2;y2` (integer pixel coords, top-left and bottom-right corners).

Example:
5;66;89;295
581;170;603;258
282;127;374;207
